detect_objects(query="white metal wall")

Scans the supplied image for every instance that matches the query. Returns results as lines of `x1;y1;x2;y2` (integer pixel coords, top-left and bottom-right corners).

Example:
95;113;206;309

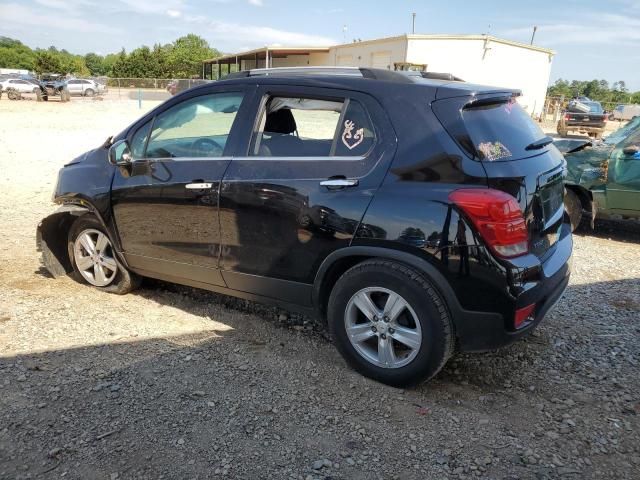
329;38;407;69
233;37;553;116
406;38;553;116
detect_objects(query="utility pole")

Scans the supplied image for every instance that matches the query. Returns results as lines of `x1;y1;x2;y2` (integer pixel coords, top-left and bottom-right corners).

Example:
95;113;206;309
412;13;416;34
342;25;347;43
530;26;538;45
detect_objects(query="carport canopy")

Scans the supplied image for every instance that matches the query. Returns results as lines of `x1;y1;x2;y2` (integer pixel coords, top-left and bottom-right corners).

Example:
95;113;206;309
202;46;330;79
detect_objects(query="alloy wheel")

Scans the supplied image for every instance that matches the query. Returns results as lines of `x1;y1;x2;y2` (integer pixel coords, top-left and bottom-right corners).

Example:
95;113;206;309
344;287;423;368
73;229;118;287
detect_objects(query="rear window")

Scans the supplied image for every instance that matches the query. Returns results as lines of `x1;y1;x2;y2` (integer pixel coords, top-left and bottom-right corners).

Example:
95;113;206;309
461;99;546;161
568;100;603;114
586;102;603;113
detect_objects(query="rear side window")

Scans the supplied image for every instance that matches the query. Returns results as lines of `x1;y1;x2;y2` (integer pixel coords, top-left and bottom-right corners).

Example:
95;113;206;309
434;96;546;161
251;96;375;157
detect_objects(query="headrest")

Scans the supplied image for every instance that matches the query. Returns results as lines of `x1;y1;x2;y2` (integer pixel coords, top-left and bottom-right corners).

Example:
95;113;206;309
264;109;296;135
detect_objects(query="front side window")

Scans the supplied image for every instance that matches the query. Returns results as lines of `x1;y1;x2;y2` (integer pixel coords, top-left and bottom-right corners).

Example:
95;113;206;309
130;121;152;159
145;92;244;159
251;96;376;157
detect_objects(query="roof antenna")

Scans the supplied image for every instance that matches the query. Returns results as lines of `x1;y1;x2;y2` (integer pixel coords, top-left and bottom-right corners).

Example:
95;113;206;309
412;12;416;34
530;25;538;45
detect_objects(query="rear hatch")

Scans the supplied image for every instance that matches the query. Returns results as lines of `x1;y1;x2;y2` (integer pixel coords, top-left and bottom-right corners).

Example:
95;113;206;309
432;90;566;259
565;100;607;127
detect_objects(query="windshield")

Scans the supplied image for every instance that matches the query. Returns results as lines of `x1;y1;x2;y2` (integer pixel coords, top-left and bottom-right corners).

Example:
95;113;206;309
461;98;546;161
585;102;603;113
605;116;640;145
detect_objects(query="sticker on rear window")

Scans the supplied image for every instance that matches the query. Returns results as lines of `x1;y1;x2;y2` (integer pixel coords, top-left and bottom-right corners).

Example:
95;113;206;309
504;98;516;115
477;141;512;161
342;120;364;150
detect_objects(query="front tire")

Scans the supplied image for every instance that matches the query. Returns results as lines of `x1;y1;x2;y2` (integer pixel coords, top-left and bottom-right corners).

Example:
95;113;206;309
67;215;140;294
564;188;583;232
84;88;95;97
557;123;567;137
328;259;454;387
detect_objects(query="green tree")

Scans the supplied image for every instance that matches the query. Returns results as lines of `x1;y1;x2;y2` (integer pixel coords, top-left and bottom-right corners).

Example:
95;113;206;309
0;37;36;70
84;53;106;75
166;34;219;77
34;50;62;74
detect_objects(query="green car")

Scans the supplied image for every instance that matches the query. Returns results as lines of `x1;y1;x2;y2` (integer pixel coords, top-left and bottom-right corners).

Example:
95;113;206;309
556;116;640;230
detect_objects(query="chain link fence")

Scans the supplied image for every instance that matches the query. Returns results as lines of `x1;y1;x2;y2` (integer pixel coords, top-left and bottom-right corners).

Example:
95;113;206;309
92;78;212;102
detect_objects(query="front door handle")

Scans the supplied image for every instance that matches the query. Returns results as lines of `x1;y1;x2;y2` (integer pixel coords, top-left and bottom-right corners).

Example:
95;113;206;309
320;178;359;188
186;182;213;189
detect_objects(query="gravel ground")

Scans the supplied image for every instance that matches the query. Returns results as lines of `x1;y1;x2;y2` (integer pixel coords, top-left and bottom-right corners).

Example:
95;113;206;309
1;98;639;480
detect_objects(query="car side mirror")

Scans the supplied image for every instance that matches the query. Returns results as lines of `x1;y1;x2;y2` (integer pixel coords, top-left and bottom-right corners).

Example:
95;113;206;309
108;139;132;166
622;145;640;157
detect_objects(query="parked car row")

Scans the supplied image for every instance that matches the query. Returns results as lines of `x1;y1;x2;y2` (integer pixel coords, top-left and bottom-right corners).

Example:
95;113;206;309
0;76;106;99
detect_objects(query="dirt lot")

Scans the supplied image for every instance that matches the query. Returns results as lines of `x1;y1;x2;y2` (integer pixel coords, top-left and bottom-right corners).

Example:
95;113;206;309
1;98;639;480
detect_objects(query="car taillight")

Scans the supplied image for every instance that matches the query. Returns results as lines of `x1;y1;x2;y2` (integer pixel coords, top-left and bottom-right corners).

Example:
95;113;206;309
514;303;536;329
449;189;529;258
564;113;571;120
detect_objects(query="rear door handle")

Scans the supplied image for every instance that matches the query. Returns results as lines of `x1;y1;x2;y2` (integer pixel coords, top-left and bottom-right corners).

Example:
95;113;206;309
320;178;358;188
186;182;213;189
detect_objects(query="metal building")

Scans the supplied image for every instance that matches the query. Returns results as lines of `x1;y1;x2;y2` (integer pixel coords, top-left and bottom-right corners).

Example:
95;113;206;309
203;34;555;116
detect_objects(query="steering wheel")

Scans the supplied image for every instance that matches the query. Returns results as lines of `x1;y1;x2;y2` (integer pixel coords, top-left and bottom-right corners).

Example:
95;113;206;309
191;138;223;157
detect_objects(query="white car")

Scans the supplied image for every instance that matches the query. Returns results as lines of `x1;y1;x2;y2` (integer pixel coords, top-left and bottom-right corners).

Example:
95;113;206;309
66;79;106;97
611;104;640;121
0;78;40;94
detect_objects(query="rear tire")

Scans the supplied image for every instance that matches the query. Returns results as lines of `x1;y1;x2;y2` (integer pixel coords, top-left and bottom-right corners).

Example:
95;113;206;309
557;123;567;137
328;259;454;387
564;188;583;232
67;215;140;294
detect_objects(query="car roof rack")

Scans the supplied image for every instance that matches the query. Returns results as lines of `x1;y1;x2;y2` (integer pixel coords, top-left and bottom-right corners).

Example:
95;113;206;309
222;67;415;83
400;71;465;82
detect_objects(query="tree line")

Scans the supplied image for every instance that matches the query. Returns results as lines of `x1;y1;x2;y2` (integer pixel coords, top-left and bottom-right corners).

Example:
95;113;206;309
0;35;220;79
548;79;640;106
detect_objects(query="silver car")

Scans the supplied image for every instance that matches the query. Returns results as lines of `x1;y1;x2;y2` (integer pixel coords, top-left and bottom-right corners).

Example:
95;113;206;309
0;78;40;94
66;79;105;97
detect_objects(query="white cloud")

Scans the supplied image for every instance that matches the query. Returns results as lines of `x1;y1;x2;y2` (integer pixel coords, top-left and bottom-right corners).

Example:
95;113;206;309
209;21;334;46
248;0;263;5
180;15;335;47
0;3;118;34
501;12;640;47
35;0;97;9
118;0;184;15
166;9;182;17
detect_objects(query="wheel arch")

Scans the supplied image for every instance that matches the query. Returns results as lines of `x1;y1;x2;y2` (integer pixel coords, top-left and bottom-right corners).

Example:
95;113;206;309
36;200;122;278
565;183;595;228
313;246;463;325
565;183;593;210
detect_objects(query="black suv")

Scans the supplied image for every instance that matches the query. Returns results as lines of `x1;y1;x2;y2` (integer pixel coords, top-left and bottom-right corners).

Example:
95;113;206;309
38;67;572;386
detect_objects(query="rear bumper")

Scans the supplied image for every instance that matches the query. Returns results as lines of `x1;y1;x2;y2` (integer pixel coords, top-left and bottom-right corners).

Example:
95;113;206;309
565;123;605;131
455;222;572;352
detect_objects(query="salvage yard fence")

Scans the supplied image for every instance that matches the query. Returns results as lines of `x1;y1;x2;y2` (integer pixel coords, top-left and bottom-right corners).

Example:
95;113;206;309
89;78;640;119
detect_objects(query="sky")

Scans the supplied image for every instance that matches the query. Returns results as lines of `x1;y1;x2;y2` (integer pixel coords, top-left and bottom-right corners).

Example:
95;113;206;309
1;0;639;90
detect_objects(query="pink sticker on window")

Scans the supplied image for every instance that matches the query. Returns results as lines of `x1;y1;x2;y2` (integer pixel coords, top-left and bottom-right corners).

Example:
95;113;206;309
341;120;364;150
